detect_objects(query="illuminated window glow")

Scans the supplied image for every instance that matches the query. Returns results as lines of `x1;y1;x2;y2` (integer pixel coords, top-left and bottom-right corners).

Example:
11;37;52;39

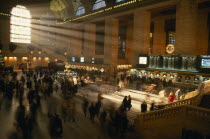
10;5;31;44
93;0;106;11
76;6;85;16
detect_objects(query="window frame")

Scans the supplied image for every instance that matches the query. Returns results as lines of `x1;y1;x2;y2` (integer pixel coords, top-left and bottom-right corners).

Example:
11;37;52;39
92;0;106;11
75;6;85;16
10;5;31;44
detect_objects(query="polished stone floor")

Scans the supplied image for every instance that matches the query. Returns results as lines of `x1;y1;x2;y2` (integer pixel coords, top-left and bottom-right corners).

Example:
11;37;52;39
0;73;167;139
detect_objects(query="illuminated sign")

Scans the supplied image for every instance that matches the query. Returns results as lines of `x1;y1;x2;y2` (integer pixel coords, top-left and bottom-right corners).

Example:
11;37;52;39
80;57;84;62
201;59;210;68
72;57;75;62
92;58;95;64
139;57;147;64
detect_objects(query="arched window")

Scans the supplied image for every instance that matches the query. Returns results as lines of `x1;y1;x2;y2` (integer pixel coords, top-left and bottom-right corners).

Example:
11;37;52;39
93;0;106;11
10;5;31;44
115;0;125;3
75;6;85;16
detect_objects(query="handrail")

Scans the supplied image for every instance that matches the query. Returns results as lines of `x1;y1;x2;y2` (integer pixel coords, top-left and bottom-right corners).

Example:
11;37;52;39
161;82;205;109
135;105;210;124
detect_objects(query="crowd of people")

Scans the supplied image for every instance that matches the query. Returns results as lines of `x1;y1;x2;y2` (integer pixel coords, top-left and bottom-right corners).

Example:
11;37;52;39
0;69;81;139
0;69;138;139
0;67;198;139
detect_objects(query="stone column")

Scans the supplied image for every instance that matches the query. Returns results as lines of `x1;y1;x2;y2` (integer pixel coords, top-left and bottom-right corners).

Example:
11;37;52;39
132;10;151;66
0;17;10;52
104;18;119;65
126;22;133;64
84;23;96;62
153;19;166;55
175;0;198;55
69;26;82;56
195;11;209;55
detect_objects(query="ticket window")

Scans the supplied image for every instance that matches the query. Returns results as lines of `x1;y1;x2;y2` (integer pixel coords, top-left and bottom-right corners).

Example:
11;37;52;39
139;72;142;78
150;73;154;79
163;74;167;79
177;76;182;83
193;77;199;85
185;76;190;84
161;74;166;81
156;74;160;78
144;72;148;76
170;75;174;82
133;71;137;75
203;78;209;82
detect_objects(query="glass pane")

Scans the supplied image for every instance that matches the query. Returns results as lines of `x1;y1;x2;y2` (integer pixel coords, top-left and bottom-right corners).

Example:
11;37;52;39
10;5;31;43
93;0;106;11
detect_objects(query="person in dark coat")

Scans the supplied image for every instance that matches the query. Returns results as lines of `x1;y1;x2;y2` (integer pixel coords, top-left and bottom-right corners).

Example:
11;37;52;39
26;80;32;90
141;101;147;113
15;103;26;130
120;113;129;137
99;110;107;127
49;114;63;138
150;102;155;111
127;95;132;111
122;96;128;112
82;98;89;117
89;103;95;121
95;100;101;117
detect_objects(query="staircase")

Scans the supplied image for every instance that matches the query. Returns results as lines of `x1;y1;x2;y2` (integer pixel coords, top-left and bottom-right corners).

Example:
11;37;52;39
134;105;210;139
134;80;210;139
151;79;210;110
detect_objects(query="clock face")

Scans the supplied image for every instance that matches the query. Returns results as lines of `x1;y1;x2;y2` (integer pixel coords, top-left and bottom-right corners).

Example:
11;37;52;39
166;44;175;54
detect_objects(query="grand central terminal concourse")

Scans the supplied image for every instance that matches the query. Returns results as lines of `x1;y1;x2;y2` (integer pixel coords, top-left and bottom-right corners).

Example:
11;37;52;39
0;0;210;138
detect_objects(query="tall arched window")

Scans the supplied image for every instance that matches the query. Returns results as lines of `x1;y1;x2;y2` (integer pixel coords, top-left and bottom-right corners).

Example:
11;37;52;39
115;0;125;3
10;5;31;44
93;0;106;11
75;6;85;16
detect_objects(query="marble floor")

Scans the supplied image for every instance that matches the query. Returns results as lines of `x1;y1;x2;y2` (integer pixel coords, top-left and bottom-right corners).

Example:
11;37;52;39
0;73;167;139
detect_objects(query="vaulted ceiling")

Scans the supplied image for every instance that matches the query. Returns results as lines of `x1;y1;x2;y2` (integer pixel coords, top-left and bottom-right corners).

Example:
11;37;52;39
0;0;99;21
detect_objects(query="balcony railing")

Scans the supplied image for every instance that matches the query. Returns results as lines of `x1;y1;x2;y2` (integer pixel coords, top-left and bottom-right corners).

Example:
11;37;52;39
135;105;210;124
161;82;205;109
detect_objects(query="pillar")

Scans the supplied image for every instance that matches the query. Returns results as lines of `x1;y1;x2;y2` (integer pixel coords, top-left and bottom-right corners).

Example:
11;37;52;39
175;0;198;55
153;19;166;55
69;26;82;56
84;23;96;62
104;18;119;65
133;10;151;66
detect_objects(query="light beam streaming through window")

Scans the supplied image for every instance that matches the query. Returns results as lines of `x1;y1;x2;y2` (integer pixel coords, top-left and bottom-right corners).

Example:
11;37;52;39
10;5;31;44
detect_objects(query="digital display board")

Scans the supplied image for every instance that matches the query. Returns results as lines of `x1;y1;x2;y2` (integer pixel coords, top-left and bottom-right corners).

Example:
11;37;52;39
201;59;210;68
139;57;147;64
72;57;75;62
80;57;84;62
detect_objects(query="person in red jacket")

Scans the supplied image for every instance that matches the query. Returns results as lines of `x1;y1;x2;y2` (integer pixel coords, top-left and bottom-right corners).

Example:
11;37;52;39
169;92;175;103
